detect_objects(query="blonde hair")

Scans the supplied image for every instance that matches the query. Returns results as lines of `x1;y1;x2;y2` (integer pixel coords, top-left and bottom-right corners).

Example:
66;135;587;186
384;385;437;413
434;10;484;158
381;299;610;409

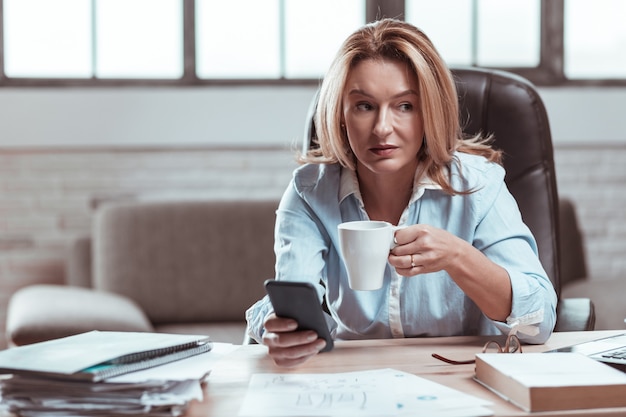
301;18;501;195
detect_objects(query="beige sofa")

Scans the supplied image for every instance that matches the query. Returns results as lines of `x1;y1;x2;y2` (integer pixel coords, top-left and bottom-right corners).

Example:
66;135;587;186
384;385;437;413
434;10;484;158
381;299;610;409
6;199;278;346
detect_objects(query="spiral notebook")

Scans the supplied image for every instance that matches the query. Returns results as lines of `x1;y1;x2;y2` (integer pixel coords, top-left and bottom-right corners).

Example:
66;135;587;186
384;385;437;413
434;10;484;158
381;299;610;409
0;330;212;382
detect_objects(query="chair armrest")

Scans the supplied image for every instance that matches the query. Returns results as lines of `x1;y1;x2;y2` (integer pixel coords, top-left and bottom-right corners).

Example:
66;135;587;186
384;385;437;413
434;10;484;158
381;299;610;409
554;297;596;332
6;284;154;346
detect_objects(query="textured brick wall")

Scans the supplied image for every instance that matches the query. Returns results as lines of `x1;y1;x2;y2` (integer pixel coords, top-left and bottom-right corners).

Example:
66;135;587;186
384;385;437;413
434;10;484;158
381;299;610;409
554;144;626;280
0;144;624;348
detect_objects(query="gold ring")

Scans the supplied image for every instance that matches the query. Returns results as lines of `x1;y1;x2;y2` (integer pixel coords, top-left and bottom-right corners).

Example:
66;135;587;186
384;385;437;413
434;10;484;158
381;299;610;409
410;254;416;268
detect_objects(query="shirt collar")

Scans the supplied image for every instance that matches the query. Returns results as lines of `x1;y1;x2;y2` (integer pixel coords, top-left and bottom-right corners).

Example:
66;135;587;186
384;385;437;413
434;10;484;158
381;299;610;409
339;165;441;207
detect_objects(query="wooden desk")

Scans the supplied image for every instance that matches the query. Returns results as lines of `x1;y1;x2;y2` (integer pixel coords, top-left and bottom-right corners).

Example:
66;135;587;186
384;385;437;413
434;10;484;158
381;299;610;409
190;330;626;417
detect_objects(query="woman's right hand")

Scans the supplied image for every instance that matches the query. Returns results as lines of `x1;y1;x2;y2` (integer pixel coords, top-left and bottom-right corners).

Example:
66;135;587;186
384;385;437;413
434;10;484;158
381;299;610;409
261;313;327;367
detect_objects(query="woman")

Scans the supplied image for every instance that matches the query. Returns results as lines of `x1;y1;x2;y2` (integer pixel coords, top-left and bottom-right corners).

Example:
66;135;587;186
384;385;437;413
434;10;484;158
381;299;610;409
246;18;557;367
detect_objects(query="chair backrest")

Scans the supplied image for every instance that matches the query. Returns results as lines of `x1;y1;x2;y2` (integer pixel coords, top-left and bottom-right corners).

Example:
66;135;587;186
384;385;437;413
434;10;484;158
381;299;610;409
92;199;277;324
303;67;562;297
453;67;561;296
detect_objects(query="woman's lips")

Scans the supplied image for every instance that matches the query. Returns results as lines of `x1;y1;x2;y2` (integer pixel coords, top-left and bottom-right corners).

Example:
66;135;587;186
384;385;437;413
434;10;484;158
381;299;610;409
370;145;398;156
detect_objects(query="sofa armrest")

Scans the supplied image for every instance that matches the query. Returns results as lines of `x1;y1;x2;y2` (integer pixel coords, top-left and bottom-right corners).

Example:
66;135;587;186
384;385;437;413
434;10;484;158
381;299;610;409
6;284;154;346
554;297;596;332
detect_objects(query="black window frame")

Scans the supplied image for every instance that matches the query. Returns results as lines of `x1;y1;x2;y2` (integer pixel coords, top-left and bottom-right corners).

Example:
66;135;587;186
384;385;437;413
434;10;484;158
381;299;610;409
0;0;623;88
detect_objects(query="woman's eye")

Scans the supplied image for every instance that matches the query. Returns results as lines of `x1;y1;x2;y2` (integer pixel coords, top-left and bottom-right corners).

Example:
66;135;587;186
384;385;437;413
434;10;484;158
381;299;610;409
399;103;414;112
356;102;373;111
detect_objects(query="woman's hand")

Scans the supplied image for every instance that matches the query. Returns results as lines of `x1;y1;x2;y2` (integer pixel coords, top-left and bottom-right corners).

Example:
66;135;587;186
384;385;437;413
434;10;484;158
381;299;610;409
388;224;512;321
261;313;327;367
389;224;464;276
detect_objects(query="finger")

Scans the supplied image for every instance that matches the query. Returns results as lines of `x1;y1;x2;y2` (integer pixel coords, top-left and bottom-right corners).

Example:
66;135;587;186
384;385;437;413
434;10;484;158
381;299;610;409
271;346;324;367
394;265;423;277
393;224;426;246
267;338;328;368
388;253;420;269
264;315;298;333
392;227;412;246
390;237;420;256
263;329;318;348
389;253;424;276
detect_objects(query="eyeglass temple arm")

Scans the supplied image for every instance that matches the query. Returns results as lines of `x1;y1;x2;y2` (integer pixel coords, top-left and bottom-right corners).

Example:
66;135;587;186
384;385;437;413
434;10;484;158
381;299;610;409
431;353;476;365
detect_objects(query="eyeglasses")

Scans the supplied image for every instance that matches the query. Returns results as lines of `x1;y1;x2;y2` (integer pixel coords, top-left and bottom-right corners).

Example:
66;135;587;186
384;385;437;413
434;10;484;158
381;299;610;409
431;334;523;365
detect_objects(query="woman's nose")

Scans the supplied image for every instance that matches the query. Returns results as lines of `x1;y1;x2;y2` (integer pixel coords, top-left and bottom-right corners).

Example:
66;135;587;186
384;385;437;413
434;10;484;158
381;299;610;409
373;108;392;138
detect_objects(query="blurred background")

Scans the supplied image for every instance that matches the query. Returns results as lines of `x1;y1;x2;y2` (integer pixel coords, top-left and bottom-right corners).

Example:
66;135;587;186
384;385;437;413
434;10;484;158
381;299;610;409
0;0;624;347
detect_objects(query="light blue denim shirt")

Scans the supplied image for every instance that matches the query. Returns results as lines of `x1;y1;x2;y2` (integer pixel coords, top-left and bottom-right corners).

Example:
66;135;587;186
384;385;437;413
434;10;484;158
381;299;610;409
246;152;557;344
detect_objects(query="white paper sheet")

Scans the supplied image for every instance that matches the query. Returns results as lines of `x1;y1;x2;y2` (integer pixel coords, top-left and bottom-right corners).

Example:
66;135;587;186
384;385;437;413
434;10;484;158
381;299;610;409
238;368;493;417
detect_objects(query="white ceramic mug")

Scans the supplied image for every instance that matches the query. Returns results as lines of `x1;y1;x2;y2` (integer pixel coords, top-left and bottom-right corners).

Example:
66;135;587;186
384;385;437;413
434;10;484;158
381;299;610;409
338;220;396;291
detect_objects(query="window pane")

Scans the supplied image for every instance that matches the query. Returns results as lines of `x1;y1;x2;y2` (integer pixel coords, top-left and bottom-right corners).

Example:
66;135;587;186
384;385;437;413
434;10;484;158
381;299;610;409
565;0;626;79
405;0;473;66
284;0;365;78
196;0;281;79
95;0;183;79
477;0;540;67
3;0;92;78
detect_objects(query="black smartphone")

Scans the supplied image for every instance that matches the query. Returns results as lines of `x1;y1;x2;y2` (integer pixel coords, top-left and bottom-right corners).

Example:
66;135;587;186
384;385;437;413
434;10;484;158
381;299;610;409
264;279;334;352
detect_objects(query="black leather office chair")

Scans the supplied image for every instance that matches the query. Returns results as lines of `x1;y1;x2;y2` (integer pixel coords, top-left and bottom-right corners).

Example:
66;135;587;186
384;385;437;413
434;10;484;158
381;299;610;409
303;66;595;332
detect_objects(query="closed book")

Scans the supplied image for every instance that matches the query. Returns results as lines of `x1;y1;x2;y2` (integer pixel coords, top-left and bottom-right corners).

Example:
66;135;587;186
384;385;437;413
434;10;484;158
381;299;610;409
0;330;212;382
474;352;626;412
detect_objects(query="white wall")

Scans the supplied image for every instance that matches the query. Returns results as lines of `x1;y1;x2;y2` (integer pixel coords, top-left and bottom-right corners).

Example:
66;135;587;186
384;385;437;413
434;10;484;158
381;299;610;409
0;86;318;148
1;86;625;148
539;88;626;143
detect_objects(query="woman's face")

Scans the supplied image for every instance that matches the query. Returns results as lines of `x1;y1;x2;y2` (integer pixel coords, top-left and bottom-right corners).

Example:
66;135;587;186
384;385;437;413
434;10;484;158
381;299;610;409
342;59;424;178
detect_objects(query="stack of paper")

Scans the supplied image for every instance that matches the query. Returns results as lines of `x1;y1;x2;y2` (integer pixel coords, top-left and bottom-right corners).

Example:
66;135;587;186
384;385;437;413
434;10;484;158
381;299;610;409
0;376;202;417
0;331;237;417
239;368;493;417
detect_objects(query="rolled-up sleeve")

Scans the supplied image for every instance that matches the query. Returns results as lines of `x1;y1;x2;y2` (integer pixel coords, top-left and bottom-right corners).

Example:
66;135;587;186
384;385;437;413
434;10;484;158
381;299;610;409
245;178;330;342
470;164;557;343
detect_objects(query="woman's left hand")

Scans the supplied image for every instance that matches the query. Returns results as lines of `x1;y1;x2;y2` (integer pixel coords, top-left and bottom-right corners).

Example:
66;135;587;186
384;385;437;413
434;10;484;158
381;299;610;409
388;223;512;321
388;224;465;276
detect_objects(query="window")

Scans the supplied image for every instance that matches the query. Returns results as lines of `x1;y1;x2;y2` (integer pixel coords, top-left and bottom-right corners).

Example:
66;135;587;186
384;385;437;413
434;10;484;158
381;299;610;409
195;0;365;80
0;0;624;86
475;0;540;67
405;0;541;70
195;0;281;79
3;0;183;80
4;0;92;78
405;0;474;65
95;0;183;79
282;0;364;78
564;0;626;79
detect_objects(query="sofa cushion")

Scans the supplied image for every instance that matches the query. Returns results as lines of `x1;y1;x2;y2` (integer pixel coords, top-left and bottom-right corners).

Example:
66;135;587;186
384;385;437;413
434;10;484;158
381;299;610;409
6;284;153;346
